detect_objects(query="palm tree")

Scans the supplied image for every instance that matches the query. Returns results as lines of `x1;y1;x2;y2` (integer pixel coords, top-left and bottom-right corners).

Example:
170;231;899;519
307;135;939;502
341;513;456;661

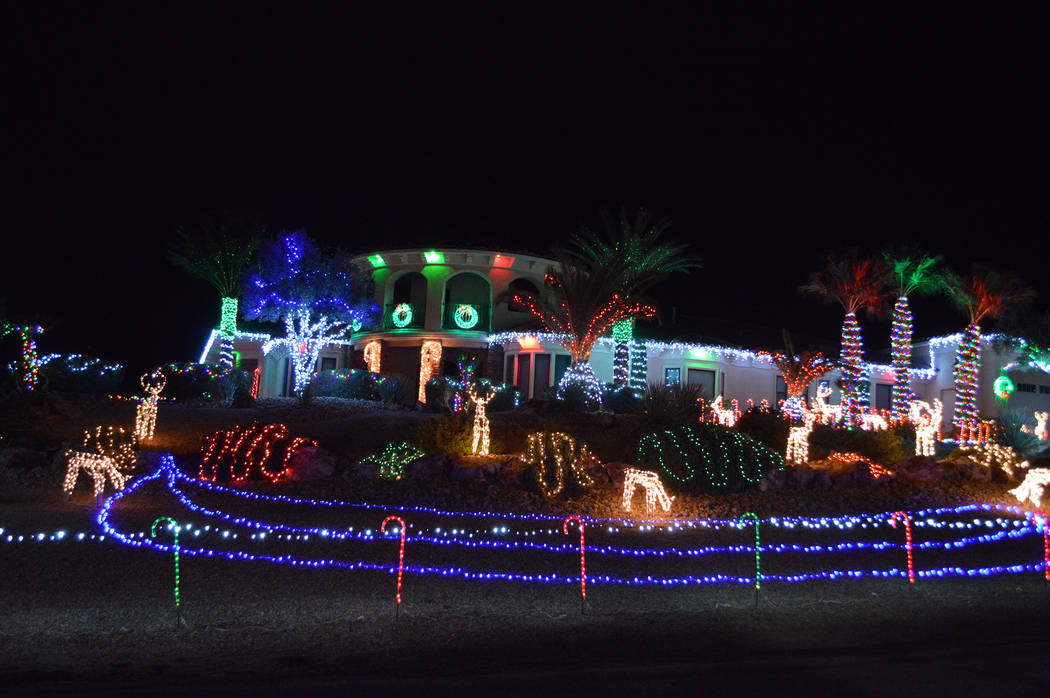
946;268;1034;436
800;251;889;429
882;251;946;421
566;208;702;388
169;214;265;368
768;330;835;421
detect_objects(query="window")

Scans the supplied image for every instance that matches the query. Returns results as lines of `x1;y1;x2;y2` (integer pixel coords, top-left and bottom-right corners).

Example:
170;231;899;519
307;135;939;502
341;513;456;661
533;353;551;398
505;354;515;384
320;357;337;372
1040;385;1050;395
664;367;681;386
875;383;891;411
687;368;716;400
775;376;786;405
553;355;571;387
1017;383;1037;393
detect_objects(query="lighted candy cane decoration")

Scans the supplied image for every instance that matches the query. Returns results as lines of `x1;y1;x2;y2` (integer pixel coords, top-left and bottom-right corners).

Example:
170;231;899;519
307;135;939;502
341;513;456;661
380;515;406;615
563;515;586;610
888;511;915;583
740;512;761;594
1032;512;1050;582
150;516;181;625
134;370;166;443
418;340;441;403
363;340;381;374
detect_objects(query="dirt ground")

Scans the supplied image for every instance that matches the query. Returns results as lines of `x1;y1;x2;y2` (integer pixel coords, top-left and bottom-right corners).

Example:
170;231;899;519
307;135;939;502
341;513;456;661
2;395;1050;696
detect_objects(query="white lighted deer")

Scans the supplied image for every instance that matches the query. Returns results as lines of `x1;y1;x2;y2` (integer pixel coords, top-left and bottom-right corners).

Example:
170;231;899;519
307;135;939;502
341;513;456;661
63;450;127;504
909;398;942;457
134;370;166;443
467;383;493;456
786;412;818;464
811;384;841;425
622;467;674;518
710;395;737;427
1009;468;1050;508
859;411;889;431
1024;411;1049;441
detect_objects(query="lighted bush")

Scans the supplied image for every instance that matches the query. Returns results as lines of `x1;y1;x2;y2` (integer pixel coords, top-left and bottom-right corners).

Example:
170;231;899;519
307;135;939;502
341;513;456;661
312;369;380;400
158;362;249;402
361;441;425;480
635;423;783;493
36;354;124;394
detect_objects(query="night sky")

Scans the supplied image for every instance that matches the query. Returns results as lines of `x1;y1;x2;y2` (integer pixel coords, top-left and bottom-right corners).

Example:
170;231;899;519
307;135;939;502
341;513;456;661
4;3;1049;381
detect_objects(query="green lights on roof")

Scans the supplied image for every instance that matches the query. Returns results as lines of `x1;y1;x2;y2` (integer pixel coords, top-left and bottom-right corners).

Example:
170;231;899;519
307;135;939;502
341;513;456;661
368;254;386;268
424;250;444;264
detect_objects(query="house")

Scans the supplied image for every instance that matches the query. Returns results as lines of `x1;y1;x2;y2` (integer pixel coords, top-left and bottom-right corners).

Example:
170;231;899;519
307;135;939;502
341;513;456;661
198;247;1050;427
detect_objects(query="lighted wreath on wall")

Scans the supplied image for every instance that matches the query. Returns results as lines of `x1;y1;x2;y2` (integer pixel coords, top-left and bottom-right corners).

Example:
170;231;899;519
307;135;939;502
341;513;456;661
392;303;413;328
454;304;479;329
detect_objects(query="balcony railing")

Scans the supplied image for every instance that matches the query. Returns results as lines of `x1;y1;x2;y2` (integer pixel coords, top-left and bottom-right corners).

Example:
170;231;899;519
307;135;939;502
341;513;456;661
443;303;490;332
383;302;426;330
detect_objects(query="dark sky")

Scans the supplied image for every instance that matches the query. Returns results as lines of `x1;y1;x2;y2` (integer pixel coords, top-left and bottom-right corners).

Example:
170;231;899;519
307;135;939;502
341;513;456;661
3;3;1049;380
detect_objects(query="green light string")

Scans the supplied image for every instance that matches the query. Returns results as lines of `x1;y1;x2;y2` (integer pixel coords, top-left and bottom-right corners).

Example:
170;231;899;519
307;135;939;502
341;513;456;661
151;517;180;609
740;512;761;589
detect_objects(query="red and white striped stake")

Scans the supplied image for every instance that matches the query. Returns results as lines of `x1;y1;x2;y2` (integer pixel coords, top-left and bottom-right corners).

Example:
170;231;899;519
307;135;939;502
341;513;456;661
888;511;915;583
563;515;586;611
380;515;406;616
1032;512;1050;582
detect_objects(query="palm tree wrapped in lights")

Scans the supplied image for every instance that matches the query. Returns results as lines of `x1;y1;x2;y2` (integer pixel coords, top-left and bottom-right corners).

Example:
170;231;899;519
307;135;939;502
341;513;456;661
946;268;1034;437
882;251;946;422
169;214;265;368
766;331;835;422
801;251;889;429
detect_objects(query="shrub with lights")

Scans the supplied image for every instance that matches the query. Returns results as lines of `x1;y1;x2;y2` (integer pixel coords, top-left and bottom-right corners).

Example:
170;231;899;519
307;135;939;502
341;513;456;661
635;423;784;493
198;423;318;483
363;441;425;481
242;230;378;394
311;368;381;400
156;362;248;402
33;353;124;394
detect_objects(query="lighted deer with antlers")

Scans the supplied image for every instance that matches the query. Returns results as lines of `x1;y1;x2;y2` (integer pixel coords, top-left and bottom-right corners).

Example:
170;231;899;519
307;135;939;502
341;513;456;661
134;370;166;443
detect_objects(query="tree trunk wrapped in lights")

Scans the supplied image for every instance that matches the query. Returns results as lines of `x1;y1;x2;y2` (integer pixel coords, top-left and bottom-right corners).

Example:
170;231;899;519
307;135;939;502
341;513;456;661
611;318;632;387
219;297;238;368
952;323;982;435
767;338;834;423
889;295;913;422
839;311;864;428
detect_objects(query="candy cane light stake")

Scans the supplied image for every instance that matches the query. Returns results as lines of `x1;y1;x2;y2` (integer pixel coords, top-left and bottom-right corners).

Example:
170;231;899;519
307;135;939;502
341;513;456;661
380;515;406;617
151;516;181;626
563;515;586;612
740;512;761;605
1033;512;1050;582
889;511;915;584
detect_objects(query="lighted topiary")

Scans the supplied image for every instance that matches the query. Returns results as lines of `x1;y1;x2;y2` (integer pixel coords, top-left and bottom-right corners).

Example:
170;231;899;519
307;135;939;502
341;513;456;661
199;423;317;483
522;431;597;497
635;423;783;493
363;442;426;481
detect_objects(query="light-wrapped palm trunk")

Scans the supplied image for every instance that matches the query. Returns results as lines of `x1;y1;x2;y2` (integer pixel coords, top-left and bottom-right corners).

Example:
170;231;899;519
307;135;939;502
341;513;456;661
890;296;913;422
839;312;864;429
611;318;632;388
952;323;981;436
218;297;238;368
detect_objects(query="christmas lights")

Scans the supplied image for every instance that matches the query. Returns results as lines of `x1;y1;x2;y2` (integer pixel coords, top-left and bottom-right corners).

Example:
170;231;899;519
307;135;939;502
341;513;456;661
198;423;317;483
250;366;261;398
523;432;596;497
453;304;480;330
63;450;127;502
888;511;916;583
629;339;648;391
1;323;43;391
953;324;981;434
363;340;381;373
840;312;864;429
380;515;406;610
392;303;414;328
812;385;841;425
859;412;889;431
418;341;442;404
959;441;1029;478
365;442;425;481
710;395;737;427
740;512;761;589
467;383;493;456
81;425;137;471
134;371;166;443
611;318;632;387
151;517;181;618
219;297;238;367
993;374;1015;401
1034;411;1048;441
909;399;942;457
1009;469;1050;508
557;361;602;408
1032;513;1050;582
890;296;913;421
621;467;674;519
636;425;783;488
786;413;817;465
563;515;586;605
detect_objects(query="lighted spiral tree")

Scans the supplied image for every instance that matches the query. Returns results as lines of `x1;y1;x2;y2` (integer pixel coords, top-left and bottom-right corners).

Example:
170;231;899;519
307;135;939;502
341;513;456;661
242;231;378;394
801;252;889;429
1;322;44;391
883;252;945;422
946;269;1033;436
766;332;834;422
169;214;265;368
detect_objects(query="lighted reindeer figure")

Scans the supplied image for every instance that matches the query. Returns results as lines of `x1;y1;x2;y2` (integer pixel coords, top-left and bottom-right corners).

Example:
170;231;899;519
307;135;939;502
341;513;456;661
710;395;737;427
786;412;818;465
622;467;674;518
910;398;942;457
134;370;166;443
811;384;841;425
1029;411;1049;442
1009;468;1050;508
859;411;889;432
63;451;127;505
467;383;494;456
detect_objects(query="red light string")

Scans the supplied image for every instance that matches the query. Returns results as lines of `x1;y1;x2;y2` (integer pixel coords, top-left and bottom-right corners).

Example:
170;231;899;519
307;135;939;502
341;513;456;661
889;511;915;583
380;515;406;611
563;515;586;608
1033;512;1050;582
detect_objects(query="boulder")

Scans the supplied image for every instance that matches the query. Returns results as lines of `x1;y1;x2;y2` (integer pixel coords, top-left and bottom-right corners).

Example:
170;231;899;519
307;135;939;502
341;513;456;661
759;468;787;491
284;446;337;481
404;454;452;480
